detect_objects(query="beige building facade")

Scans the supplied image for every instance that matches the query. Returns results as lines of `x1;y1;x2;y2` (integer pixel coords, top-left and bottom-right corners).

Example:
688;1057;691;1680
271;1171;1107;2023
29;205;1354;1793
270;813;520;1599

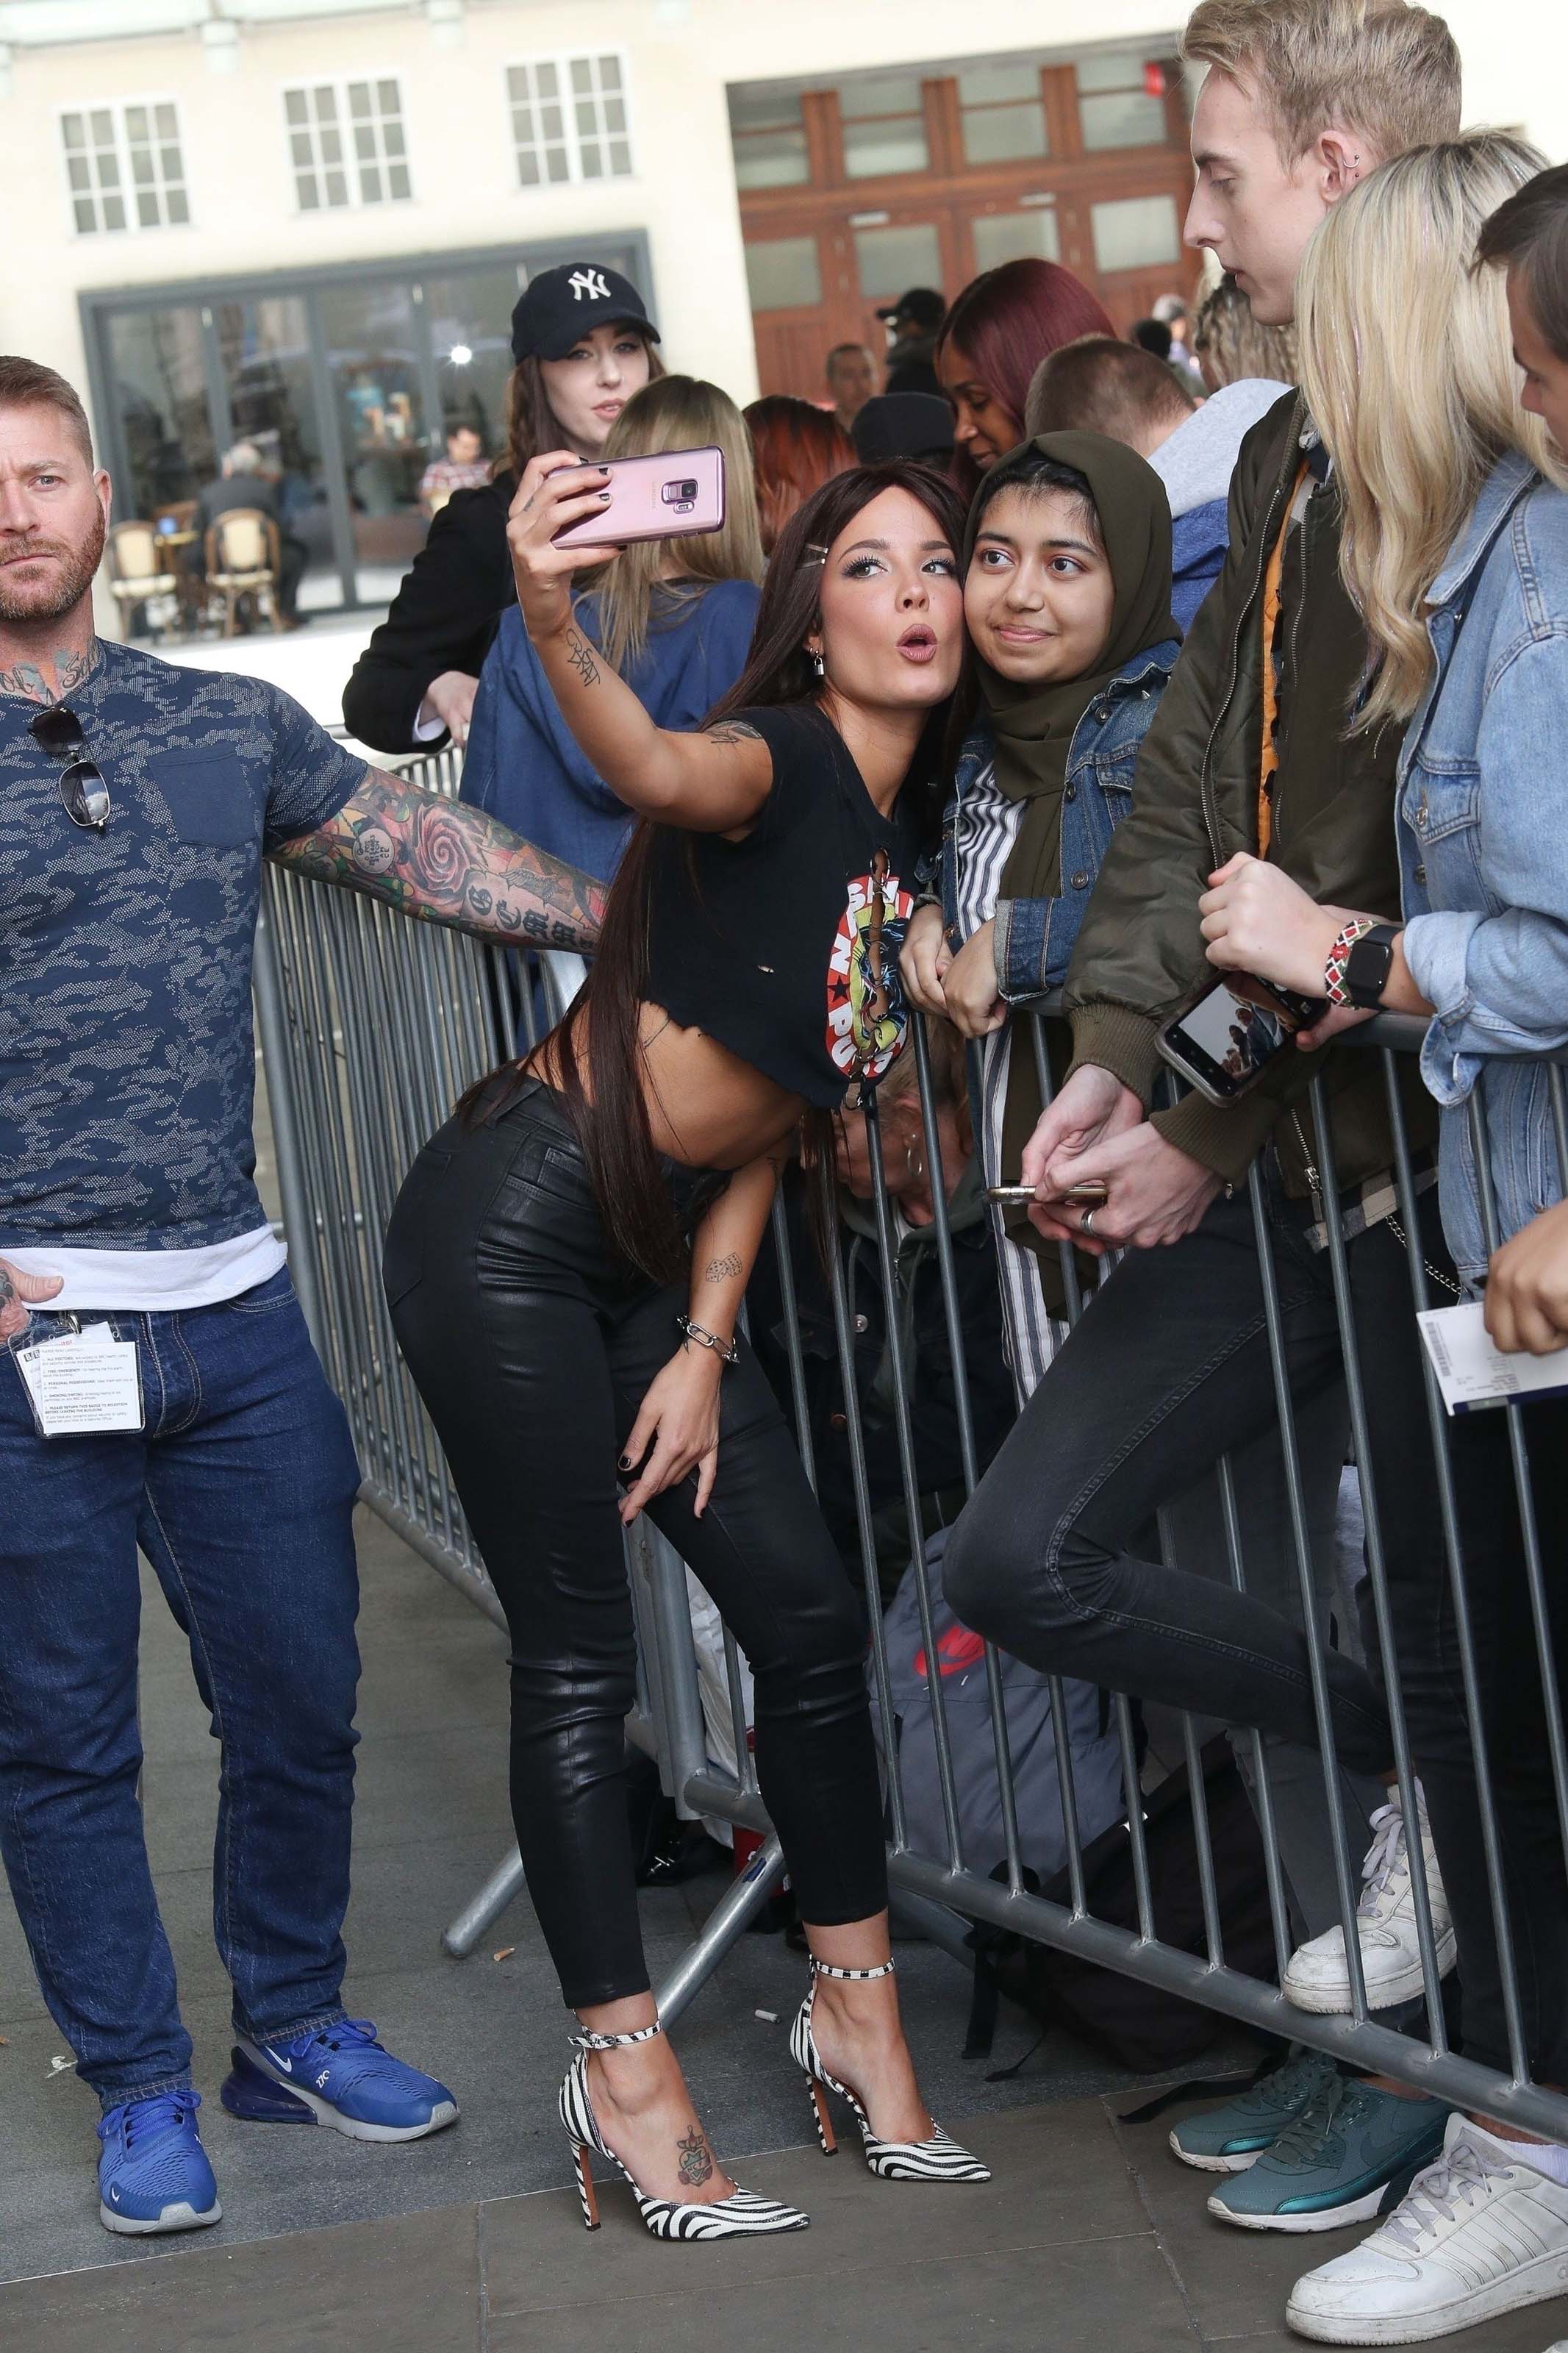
0;0;1561;618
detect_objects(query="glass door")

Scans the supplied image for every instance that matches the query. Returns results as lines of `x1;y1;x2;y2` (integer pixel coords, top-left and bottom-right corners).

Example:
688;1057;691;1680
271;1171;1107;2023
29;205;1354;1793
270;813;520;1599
420;261;523;480
212;293;346;614
317;277;432;605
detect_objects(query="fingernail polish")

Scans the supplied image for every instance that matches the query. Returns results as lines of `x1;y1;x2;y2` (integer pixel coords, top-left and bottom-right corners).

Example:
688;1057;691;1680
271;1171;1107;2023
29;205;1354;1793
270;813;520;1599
618;1454;631;1470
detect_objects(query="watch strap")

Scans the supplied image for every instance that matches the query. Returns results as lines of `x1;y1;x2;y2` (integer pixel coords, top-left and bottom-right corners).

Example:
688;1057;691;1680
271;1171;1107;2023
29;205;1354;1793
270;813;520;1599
1323;917;1377;1007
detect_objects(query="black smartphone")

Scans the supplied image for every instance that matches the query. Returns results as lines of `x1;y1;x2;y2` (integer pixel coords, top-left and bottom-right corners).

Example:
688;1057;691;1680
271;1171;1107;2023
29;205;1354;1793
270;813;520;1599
1156;973;1326;1104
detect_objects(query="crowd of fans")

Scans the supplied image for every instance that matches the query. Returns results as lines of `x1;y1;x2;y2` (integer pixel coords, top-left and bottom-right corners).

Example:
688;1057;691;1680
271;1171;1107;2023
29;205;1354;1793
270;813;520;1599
4;0;1568;2338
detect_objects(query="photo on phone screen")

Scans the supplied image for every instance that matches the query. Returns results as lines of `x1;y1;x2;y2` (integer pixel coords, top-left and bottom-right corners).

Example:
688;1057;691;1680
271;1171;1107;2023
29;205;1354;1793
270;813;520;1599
1157;974;1324;1103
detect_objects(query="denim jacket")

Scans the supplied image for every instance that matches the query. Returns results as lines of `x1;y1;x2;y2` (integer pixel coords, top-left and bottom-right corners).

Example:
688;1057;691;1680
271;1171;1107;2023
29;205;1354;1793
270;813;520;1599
939;643;1180;996
1398;450;1568;1285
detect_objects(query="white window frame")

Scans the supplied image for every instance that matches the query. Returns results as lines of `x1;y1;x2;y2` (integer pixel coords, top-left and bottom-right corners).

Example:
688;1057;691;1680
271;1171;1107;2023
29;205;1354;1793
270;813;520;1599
280;73;415;215
504;48;635;191
57;96;192;238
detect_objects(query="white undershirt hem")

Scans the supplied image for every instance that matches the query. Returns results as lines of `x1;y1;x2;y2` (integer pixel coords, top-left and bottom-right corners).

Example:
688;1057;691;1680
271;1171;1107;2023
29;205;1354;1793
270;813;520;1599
3;1224;287;1313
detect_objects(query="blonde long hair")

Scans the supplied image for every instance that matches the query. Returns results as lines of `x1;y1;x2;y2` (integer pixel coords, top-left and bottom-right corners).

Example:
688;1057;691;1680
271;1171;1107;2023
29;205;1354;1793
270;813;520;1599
1297;132;1560;728
584;375;764;671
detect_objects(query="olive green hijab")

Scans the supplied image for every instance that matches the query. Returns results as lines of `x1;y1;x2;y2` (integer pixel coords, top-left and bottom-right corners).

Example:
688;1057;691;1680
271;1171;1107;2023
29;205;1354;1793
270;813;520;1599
965;429;1175;907
965;432;1175;1281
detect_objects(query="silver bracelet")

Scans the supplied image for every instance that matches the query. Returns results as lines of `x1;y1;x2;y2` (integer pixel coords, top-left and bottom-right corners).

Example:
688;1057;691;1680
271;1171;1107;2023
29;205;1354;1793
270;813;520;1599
676;1315;739;1366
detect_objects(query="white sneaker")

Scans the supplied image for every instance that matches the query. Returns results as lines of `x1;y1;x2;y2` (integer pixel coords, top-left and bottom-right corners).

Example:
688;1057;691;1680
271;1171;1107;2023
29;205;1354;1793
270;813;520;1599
1283;1785;1456;2014
1286;2115;1568;2343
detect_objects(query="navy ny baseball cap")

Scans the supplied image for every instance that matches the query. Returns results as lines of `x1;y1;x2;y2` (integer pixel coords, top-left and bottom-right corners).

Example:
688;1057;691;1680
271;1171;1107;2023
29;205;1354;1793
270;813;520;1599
509;263;660;364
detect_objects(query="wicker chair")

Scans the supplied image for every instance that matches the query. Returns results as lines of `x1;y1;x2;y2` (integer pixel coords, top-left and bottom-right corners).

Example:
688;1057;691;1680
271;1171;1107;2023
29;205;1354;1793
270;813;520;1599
204;509;284;637
107;520;177;642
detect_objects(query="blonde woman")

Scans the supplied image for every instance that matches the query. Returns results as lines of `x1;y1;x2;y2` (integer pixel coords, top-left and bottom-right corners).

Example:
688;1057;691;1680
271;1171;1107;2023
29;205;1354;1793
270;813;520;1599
459;374;764;879
1199;133;1568;2347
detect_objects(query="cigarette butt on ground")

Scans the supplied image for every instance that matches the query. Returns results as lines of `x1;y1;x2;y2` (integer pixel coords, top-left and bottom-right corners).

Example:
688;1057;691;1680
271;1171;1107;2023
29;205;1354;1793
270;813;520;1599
492;1946;515;1963
754;2008;778;2023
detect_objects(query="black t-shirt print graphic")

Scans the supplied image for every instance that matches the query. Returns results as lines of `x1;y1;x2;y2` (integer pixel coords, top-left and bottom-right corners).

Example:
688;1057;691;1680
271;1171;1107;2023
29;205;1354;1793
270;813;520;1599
826;844;914;1085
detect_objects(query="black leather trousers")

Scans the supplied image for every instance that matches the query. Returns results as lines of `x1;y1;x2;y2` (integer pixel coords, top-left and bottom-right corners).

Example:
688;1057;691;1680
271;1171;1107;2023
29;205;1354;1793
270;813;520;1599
384;1079;887;2009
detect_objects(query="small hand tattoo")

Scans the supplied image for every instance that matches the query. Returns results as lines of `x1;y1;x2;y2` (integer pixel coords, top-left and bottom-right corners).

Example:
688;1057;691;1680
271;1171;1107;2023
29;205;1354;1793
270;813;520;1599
564;629;601;688
676;2126;714;2187
704;1253;743;1284
521;493;536;514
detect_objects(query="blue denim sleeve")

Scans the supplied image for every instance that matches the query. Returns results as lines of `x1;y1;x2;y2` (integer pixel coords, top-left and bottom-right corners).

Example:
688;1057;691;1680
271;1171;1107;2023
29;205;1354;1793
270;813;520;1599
993;893;1073;1000
1403;634;1568;1101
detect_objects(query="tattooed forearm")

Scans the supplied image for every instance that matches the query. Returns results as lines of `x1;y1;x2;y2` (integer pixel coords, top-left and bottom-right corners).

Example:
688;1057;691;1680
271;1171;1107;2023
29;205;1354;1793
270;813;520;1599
271;768;606;951
0;646;98;703
704;1253;743;1284
563;628;601;689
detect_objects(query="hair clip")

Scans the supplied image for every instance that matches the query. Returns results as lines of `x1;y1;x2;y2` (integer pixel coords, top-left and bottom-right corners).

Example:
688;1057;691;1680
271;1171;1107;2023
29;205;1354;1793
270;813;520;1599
803;543;828;564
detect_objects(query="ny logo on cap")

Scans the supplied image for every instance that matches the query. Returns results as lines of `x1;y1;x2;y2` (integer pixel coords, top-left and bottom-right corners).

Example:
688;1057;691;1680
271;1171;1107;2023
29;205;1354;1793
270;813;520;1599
569;268;612;302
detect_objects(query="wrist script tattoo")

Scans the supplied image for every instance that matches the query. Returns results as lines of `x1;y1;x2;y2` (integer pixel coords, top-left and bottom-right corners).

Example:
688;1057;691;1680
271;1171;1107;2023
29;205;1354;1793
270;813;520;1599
704;1252;743;1284
0;646;98;704
271;768;606;952
563;628;601;689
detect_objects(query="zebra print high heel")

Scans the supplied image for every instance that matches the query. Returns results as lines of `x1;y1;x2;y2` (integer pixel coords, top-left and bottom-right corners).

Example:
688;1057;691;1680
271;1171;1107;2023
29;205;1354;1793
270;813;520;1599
559;2021;809;2240
791;1958;991;2184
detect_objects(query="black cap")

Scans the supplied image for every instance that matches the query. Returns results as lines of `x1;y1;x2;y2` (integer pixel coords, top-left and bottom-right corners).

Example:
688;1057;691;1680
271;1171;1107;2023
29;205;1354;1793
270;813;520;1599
509;263;659;365
875;287;946;333
851;394;955;467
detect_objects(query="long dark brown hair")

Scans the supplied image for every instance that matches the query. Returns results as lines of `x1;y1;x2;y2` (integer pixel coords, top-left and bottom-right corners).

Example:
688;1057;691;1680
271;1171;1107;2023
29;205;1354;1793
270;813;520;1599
531;460;970;1282
495;331;665;482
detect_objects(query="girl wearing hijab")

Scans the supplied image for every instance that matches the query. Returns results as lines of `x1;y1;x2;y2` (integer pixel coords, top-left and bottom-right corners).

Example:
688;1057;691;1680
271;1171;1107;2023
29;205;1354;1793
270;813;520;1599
901;431;1178;1393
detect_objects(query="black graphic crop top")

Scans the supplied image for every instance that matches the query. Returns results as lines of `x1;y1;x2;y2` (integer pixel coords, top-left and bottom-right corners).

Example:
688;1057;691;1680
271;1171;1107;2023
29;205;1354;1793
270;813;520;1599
642;702;923;1110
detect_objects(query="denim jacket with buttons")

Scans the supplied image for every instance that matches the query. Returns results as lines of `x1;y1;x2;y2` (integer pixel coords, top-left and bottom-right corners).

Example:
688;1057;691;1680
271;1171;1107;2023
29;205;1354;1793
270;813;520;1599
1398;449;1568;1285
938;643;1180;996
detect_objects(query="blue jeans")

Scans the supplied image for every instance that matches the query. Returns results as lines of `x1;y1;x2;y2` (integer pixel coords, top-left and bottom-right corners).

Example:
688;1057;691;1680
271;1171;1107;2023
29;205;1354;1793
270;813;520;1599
0;1266;362;2108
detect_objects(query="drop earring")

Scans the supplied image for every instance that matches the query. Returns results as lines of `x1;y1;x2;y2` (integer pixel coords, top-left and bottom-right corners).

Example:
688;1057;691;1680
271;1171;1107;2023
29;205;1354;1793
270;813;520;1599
809;646;825;678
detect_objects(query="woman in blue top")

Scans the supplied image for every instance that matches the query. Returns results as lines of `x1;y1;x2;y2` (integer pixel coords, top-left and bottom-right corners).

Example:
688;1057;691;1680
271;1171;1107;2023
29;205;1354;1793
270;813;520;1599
1197;137;1568;2339
461;375;764;879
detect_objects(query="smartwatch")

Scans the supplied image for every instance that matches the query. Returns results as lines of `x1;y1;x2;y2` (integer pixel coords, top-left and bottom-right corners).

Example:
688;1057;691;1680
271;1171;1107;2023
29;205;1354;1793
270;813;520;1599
1343;922;1400;1010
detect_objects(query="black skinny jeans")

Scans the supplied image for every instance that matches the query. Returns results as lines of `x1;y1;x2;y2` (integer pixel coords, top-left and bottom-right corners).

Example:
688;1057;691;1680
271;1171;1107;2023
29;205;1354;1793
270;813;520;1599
945;1177;1568;2081
383;1079;887;2010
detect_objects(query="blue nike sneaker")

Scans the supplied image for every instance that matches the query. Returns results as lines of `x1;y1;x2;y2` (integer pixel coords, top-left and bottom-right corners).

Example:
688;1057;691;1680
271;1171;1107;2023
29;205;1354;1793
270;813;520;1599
97;2090;221;2237
1170;2047;1339;2174
222;2018;459;2142
1207;2070;1450;2232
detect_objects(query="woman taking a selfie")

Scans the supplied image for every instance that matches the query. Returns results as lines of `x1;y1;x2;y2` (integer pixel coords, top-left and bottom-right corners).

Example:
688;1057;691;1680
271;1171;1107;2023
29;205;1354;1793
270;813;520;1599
384;456;989;2242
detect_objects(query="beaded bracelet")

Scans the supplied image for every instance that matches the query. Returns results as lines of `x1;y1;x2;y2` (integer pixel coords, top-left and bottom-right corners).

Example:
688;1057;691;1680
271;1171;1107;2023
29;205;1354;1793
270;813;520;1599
676;1315;740;1366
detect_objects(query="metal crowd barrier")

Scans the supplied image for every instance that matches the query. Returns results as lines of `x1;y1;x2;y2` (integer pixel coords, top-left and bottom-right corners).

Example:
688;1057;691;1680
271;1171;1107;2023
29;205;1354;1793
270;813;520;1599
252;768;1568;2141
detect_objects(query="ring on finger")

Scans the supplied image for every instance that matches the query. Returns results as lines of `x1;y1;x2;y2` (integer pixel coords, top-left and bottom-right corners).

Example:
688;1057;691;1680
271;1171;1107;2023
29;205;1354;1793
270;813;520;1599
1081;1206;1097;1237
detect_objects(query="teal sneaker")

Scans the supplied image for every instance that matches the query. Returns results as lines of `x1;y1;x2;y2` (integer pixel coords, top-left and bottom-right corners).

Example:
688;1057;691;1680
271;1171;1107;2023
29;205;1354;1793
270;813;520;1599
1170;2048;1339;2174
1207;2071;1450;2233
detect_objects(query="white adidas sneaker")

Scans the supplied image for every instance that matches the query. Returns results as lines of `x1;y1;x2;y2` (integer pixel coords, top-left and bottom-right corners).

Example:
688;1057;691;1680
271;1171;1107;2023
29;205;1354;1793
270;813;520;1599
1283;1784;1456;2014
1286;2114;1568;2344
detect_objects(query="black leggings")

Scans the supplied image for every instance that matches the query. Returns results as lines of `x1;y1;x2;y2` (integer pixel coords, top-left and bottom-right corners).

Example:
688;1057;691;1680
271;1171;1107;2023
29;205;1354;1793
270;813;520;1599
384;1079;887;2010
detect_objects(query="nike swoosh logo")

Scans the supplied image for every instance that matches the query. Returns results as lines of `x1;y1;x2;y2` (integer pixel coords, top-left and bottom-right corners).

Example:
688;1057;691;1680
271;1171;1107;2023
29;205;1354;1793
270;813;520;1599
110;2185;121;2202
264;2049;293;2074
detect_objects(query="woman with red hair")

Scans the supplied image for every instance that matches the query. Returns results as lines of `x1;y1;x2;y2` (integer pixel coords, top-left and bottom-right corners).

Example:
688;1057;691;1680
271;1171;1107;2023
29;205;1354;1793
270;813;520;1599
937;260;1115;495
744;396;856;556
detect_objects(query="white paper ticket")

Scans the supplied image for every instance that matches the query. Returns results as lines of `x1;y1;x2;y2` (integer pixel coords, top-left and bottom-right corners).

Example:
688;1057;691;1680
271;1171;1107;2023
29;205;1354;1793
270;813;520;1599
13;1325;143;1437
1416;1299;1568;1416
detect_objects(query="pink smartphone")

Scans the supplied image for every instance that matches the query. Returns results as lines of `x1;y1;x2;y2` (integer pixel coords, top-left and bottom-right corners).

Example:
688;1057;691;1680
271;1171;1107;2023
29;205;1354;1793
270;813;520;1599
553;446;726;549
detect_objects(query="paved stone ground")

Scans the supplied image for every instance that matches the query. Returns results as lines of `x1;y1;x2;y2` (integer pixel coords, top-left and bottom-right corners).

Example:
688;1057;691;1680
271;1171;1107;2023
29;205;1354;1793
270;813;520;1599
9;2088;1568;2353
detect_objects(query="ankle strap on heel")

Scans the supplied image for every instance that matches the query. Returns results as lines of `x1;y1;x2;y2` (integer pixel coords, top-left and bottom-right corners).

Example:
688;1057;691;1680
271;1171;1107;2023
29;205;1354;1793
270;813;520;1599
572;2021;663;2052
809;1958;895;1982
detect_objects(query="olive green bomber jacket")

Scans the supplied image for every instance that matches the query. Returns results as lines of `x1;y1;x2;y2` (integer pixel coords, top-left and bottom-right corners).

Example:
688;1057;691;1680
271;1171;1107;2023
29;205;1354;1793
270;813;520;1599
1062;390;1437;1197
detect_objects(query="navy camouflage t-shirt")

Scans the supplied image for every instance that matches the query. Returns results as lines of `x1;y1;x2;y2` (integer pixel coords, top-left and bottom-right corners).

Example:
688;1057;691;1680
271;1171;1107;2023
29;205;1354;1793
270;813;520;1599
0;643;364;1252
